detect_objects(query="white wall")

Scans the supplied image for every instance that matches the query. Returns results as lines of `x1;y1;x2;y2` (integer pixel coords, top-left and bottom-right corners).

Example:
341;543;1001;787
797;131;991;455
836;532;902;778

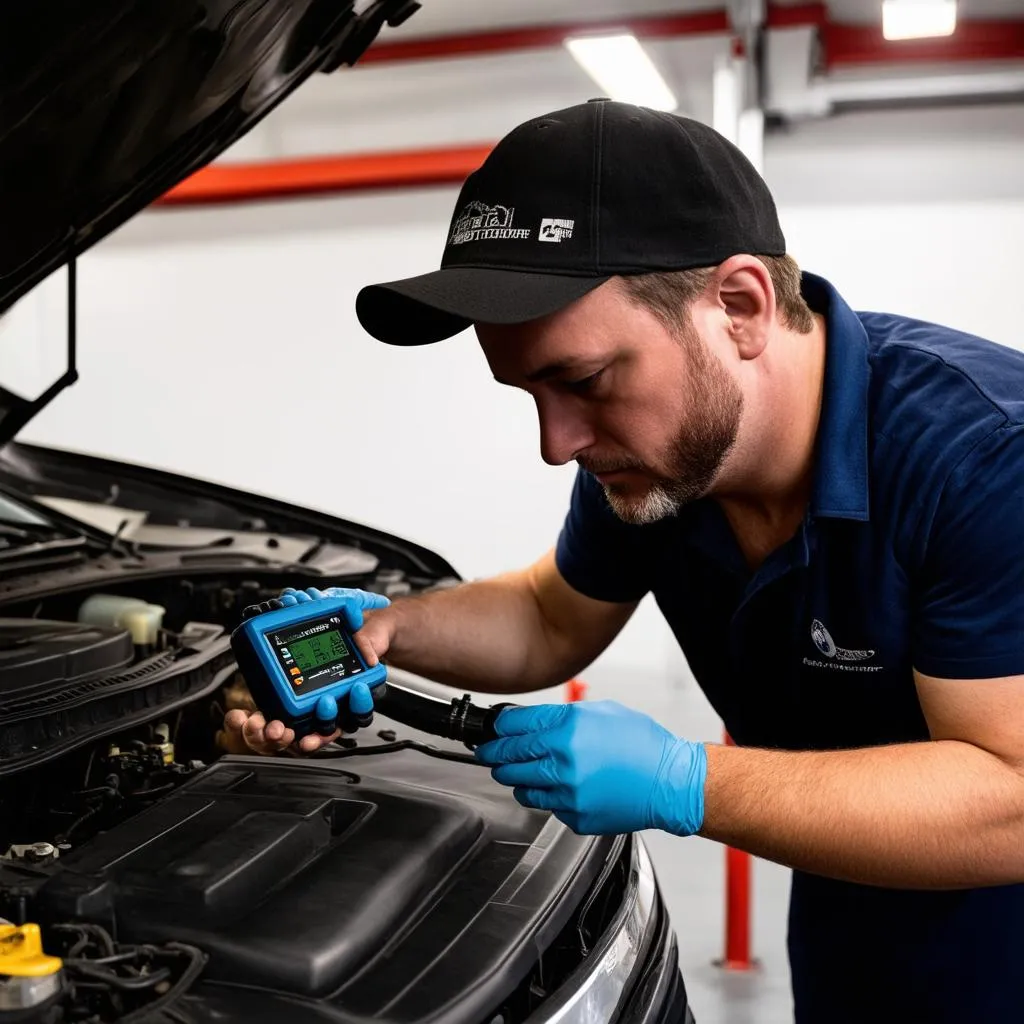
3;186;689;682
5;103;1024;684
765;105;1024;350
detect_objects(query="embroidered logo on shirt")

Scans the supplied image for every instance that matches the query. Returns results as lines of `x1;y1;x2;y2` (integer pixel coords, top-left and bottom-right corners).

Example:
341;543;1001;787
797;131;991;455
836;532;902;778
805;619;883;673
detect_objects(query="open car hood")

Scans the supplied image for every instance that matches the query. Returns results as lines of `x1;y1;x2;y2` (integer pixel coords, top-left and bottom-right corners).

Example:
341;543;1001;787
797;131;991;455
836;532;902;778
0;0;416;319
0;0;418;445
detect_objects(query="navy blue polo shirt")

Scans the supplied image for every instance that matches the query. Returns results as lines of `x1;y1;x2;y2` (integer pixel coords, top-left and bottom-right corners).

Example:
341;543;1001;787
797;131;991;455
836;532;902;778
555;272;1024;1022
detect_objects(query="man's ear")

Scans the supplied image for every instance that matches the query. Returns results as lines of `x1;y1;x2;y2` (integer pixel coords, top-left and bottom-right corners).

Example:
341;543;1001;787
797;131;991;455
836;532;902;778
712;255;775;361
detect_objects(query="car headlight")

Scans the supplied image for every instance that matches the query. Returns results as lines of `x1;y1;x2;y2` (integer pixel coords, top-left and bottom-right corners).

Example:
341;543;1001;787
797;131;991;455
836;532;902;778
529;836;658;1024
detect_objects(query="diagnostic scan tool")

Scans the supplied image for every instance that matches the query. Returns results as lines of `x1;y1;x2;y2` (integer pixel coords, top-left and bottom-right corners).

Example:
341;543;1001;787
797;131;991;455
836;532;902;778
231;596;387;739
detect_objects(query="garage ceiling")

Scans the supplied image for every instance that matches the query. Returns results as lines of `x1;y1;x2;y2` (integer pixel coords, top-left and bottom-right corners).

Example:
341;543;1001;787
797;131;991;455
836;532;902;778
380;0;1024;36
178;0;1024;199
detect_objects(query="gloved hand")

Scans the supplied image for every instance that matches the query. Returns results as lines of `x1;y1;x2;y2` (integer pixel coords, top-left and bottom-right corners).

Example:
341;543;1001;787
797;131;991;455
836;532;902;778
223;585;390;755
475;701;708;836
280;585;391;679
277;586;390;632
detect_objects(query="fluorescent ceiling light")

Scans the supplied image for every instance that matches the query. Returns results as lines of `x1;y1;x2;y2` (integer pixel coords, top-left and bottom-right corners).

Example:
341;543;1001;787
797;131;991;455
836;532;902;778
882;0;957;41
564;33;677;112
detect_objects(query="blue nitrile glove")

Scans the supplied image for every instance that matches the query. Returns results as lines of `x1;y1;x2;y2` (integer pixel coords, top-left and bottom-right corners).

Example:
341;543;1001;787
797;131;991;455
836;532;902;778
277;586;390;631
313;681;375;733
475;701;708;836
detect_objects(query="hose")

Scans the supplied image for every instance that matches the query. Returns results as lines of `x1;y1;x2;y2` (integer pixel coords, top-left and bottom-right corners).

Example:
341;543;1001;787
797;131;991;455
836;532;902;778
372;681;514;748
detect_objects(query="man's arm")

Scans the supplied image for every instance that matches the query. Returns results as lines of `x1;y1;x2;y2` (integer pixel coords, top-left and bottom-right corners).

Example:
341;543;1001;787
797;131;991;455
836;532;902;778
699;426;1024;888
373;548;638;693
222;551;635;754
225;463;654;752
477;427;1024;880
699;670;1024;889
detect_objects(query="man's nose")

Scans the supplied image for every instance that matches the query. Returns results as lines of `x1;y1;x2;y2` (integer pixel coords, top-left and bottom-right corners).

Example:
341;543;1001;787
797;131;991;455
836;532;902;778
536;400;594;467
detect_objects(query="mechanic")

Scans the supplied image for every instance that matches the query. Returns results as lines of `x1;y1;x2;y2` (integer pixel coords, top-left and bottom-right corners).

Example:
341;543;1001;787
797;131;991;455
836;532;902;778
223;100;1024;1022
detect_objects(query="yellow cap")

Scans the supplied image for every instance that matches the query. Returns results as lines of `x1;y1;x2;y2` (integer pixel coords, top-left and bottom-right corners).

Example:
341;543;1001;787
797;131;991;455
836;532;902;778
0;924;63;977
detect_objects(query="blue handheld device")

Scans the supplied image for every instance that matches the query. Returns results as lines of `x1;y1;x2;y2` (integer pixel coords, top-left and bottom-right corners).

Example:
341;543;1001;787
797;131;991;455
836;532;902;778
230;596;388;739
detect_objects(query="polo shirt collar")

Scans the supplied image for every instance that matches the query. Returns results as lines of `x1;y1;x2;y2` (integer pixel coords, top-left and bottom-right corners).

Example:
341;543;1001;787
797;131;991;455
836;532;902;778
803;272;870;522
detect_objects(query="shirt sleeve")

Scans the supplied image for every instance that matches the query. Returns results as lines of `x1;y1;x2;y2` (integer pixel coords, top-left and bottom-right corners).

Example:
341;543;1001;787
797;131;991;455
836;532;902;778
912;423;1024;680
554;468;656;603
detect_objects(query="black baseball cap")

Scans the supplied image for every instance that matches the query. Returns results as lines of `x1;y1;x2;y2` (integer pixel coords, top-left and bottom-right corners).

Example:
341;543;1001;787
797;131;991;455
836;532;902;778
355;98;785;346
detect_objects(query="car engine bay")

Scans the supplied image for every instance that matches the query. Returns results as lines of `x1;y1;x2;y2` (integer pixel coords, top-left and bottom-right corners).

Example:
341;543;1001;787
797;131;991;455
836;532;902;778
0;557;632;1024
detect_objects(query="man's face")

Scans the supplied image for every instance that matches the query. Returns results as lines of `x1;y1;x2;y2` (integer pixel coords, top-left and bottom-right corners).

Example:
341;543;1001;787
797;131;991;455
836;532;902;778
476;278;743;524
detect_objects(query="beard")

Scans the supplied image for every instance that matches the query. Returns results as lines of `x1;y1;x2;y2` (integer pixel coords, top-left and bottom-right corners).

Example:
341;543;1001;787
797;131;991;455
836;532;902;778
581;329;744;525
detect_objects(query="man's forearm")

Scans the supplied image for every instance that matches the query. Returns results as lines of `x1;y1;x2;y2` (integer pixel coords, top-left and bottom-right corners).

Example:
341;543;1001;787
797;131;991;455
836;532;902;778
700;739;1024;888
373;575;571;694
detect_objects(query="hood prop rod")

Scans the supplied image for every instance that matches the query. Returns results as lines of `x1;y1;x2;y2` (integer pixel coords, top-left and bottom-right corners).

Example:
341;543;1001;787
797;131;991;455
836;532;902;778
0;252;79;440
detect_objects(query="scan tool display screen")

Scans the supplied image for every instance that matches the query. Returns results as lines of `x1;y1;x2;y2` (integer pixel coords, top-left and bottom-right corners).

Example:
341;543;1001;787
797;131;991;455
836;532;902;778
264;613;364;695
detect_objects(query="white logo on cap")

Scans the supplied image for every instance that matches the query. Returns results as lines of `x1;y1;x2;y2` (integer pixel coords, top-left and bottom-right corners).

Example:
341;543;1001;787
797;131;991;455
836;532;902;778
539;218;575;242
449;201;531;245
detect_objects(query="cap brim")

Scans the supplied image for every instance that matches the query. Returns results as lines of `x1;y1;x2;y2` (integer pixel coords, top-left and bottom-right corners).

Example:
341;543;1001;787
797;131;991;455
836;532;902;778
355;267;610;346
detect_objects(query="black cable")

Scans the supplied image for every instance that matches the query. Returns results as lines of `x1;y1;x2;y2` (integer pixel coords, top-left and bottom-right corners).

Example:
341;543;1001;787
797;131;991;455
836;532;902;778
55;803;103;845
116;943;207;1024
79;951;140;967
131;782;179;801
72;784;118;798
59;940;206;1022
64;960;171;991
53;923;117;958
312;738;486;767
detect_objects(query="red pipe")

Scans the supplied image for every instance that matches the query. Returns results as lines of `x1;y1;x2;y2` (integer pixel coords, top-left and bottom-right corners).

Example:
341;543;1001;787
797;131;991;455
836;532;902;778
823;18;1024;69
360;5;1023;69
156;143;493;206
565;678;588;703
765;2;827;30
724;840;754;969
719;732;756;971
360;10;732;64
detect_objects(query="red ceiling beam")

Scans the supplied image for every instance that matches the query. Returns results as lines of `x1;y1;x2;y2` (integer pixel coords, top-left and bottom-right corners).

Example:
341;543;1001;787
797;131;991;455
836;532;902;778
766;3;827;30
156;143;493;206
823;18;1024;69
762;4;1024;66
358;10;732;63
355;5;1024;70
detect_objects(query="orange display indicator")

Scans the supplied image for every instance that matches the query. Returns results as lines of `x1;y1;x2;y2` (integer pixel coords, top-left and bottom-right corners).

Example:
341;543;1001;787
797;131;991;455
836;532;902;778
289;667;301;676
295;677;304;686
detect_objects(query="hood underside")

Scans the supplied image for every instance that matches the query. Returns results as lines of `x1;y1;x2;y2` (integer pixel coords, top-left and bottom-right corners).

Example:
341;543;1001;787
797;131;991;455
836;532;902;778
0;0;418;318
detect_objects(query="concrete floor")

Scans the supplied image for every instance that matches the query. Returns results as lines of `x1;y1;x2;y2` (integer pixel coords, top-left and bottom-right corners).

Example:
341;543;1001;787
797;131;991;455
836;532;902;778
573;668;797;1024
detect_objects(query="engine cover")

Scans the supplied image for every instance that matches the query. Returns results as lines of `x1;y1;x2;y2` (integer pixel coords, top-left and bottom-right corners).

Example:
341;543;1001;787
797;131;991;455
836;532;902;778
32;750;612;1023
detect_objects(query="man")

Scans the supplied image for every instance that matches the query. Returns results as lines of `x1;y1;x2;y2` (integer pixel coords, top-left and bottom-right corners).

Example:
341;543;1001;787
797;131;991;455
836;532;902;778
223;100;1024;1022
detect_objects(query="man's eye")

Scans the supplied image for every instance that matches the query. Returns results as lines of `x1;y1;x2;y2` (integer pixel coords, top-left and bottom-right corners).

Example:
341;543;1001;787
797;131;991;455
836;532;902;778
564;369;605;394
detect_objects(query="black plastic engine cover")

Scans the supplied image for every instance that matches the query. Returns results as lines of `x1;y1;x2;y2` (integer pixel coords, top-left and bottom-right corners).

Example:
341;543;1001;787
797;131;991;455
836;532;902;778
35;750;611;1022
0;619;133;697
